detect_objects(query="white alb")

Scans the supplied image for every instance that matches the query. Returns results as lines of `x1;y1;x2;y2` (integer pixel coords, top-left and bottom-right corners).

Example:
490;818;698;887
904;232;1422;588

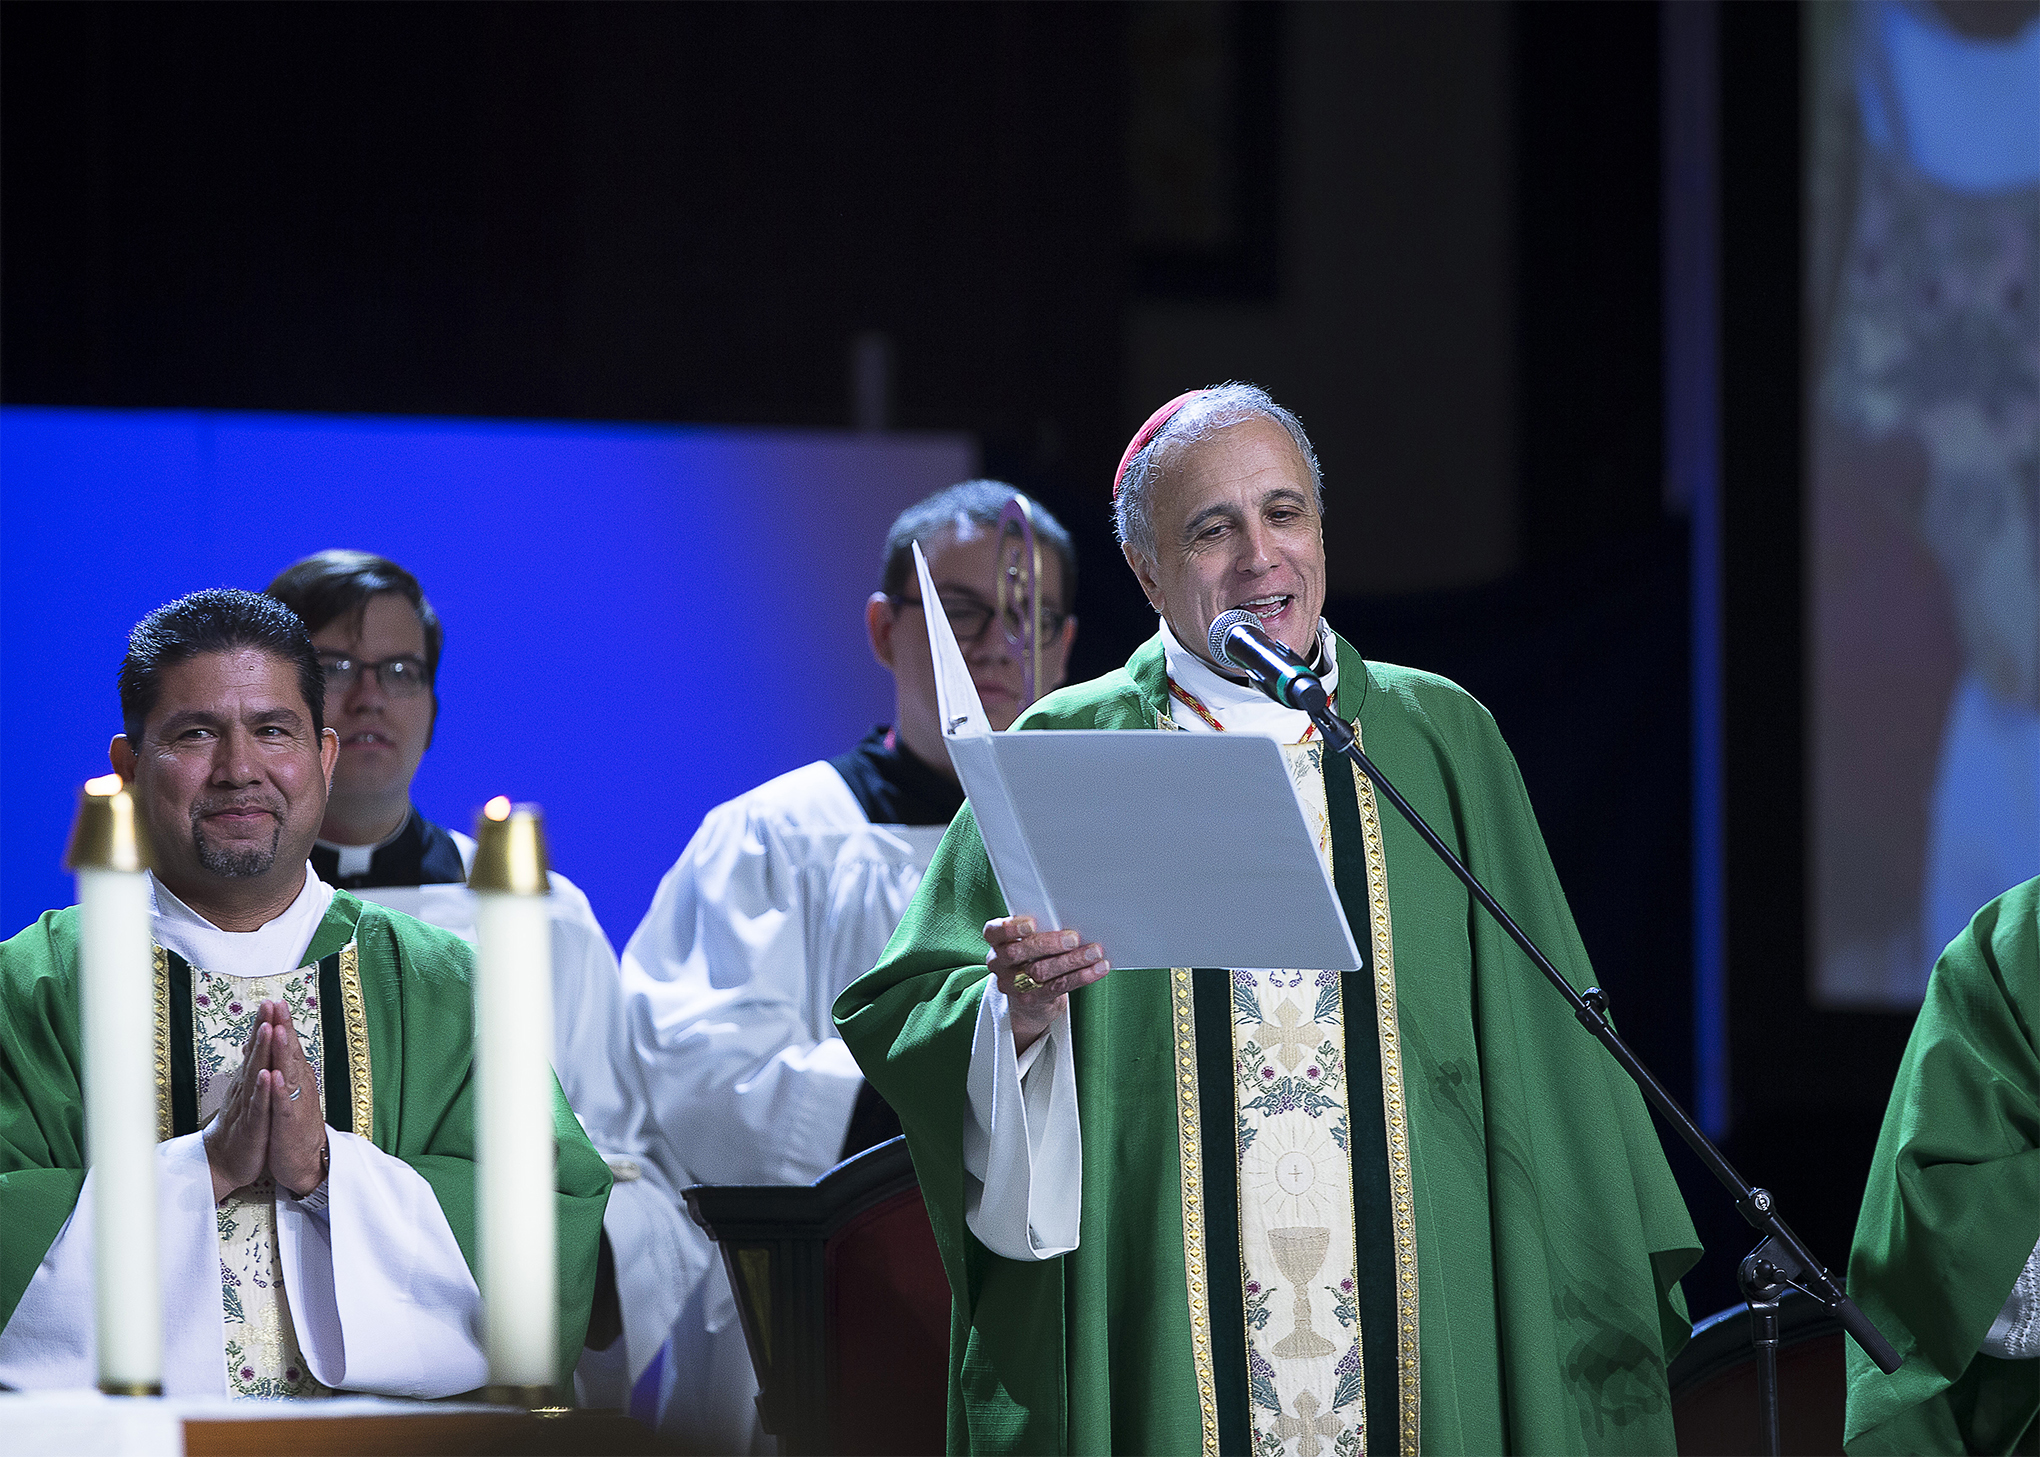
0;866;487;1396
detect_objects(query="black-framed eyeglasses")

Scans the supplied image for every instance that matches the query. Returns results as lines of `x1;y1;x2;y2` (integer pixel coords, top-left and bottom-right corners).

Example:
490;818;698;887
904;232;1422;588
318;653;432;698
891;593;1068;647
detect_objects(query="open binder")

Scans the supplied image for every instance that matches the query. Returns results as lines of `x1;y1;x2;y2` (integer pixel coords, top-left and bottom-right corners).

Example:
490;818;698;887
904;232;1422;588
912;540;1359;972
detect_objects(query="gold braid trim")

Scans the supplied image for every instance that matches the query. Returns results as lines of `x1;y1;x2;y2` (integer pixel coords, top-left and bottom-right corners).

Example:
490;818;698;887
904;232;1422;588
1351;753;1422;1457
152;944;172;1142
336;943;373;1140
1170;966;1219;1457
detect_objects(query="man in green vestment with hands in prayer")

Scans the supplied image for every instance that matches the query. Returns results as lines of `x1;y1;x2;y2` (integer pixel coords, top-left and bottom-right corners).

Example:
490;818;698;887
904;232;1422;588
1844;875;2040;1455
836;383;1702;1455
0;588;609;1397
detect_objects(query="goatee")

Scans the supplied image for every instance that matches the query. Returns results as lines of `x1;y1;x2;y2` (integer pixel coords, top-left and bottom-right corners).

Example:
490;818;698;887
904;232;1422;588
189;799;285;879
195;835;281;878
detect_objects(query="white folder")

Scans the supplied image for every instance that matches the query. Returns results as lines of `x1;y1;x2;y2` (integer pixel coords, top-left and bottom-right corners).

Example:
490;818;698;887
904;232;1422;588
912;541;1360;972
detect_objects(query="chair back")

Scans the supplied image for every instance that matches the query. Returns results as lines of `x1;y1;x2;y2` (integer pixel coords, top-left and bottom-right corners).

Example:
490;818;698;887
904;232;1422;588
685;1136;949;1456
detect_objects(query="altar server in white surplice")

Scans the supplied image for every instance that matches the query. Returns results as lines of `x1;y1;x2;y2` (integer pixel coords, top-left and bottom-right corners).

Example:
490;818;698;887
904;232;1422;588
265;551;693;1427
0;589;610;1398
620;481;1076;1451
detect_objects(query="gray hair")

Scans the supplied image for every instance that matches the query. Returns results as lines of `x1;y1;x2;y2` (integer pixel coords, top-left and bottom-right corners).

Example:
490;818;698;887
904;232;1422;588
881;478;1077;609
1113;381;1322;565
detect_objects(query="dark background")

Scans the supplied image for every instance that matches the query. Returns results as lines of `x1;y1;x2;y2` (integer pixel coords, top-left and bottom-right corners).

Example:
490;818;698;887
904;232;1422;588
1;1;1913;1322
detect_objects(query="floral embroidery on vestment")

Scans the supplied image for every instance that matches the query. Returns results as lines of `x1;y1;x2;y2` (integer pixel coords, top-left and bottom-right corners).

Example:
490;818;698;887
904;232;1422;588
1162;682;1421;1455
1231;739;1366;1457
191;963;332;1399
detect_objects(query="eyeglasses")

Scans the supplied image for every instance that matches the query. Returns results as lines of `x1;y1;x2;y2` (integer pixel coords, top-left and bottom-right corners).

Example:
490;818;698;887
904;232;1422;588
319;654;432;698
892;593;1069;647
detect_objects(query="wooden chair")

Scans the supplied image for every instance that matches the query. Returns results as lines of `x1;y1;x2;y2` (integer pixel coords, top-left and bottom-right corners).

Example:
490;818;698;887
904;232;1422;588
1670;1291;1847;1455
683;1136;950;1456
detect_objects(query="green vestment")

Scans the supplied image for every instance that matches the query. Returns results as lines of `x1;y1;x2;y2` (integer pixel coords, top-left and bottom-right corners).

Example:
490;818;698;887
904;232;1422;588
835;631;1700;1456
0;888;610;1388
1845;875;2040;1455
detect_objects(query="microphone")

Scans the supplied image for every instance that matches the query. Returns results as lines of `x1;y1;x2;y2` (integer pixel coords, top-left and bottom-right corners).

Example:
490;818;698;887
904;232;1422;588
1207;609;1331;717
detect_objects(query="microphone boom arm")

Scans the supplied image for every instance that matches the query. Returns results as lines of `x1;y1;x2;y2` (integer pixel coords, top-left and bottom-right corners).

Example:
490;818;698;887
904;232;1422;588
1309;706;1897;1376
1208;611;1902;1387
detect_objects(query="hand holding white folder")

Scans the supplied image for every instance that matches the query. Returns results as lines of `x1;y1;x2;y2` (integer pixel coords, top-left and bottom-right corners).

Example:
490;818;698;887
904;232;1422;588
912;541;1359;972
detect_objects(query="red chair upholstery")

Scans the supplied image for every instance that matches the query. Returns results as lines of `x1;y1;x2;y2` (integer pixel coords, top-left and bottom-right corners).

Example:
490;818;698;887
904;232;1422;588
826;1183;951;1453
685;1137;949;1456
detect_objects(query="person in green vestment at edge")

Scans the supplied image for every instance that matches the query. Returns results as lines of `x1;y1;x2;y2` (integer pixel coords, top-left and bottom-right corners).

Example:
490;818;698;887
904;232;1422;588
1844;875;2040;1456
835;383;1703;1456
0;588;608;1398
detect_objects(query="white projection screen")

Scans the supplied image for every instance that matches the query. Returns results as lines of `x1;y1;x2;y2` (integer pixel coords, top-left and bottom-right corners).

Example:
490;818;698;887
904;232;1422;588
1808;1;2039;1007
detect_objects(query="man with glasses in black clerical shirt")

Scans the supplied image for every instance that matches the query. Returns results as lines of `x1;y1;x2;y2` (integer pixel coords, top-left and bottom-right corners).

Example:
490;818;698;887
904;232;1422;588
264;552;694;1433
266;555;458;890
619;480;1076;1453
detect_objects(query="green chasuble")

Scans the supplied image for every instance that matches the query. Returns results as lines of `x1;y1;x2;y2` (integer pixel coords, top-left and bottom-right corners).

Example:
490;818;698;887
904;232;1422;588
835;631;1700;1456
1845;876;2040;1456
0;888;610;1389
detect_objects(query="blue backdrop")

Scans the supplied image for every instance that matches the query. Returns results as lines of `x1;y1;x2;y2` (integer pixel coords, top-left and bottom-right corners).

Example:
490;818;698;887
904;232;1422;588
0;407;975;944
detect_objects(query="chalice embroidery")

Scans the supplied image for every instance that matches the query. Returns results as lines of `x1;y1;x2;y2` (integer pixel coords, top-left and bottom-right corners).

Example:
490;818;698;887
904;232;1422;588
1269;1226;1337;1358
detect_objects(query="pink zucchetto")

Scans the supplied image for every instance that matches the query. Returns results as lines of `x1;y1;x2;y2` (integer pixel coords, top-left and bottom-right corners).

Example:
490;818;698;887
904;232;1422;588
1111;389;1210;500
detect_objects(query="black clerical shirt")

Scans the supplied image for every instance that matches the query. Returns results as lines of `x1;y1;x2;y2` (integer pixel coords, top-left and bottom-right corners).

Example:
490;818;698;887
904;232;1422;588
827;725;966;828
309;808;467;891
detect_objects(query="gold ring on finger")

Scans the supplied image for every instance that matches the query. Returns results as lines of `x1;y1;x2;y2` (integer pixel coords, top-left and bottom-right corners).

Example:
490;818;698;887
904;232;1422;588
1011;972;1040;993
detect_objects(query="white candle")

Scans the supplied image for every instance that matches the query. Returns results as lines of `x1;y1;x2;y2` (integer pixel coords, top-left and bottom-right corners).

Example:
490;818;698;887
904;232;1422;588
68;779;162;1395
470;799;557;1398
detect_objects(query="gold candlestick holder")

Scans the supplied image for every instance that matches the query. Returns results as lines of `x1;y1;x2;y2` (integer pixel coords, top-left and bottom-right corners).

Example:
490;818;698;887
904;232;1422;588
469;796;551;895
64;773;152;873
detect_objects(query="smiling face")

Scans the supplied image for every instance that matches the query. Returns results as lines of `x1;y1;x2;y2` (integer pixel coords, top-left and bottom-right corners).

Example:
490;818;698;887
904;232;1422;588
310;592;435;812
1124;413;1327;664
114;648;338;912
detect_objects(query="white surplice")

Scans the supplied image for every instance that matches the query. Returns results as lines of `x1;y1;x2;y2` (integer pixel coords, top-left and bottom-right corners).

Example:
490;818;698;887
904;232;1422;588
621;758;949;1453
960;620;1340;1262
348;832;697;1415
0;867;487;1397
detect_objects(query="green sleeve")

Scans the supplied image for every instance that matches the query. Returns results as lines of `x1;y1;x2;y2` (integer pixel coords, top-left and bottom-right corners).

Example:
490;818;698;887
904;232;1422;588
0;911;88;1330
357;906;613;1389
1844;879;2040;1456
835;804;1005;1228
836;806;1069;1455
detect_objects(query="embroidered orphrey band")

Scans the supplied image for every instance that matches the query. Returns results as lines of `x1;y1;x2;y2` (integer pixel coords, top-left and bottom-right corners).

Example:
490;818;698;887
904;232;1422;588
152;944;173;1142
1351;755;1422;1457
1171;966;1220;1457
337;942;374;1139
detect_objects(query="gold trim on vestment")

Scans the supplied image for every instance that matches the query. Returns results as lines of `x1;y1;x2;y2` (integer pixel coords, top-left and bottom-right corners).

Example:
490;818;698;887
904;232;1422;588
1352;753;1422;1457
152;944;172;1142
335;943;373;1139
1170;966;1220;1457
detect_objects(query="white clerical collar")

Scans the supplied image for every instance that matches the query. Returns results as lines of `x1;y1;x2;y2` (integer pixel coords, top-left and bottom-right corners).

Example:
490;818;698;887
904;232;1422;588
1159;616;1339;741
148;865;337;981
317;807;413;879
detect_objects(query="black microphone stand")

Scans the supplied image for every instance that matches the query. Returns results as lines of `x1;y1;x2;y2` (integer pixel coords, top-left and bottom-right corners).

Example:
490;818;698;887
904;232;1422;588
1235;642;1901;1456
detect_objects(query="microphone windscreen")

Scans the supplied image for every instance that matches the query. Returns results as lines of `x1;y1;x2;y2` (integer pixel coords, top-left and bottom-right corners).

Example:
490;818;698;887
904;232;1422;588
1207;609;1261;669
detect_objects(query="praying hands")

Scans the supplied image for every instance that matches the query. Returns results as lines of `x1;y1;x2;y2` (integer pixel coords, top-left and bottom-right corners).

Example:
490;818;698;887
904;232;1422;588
201;1000;328;1204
